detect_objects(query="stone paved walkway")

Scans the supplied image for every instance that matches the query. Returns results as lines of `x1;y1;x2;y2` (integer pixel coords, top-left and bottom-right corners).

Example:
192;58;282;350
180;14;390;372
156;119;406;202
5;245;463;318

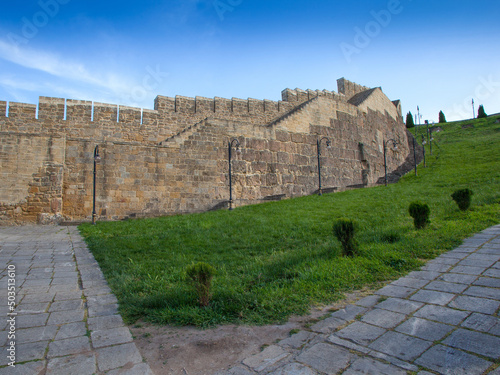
217;224;500;375
0;225;153;375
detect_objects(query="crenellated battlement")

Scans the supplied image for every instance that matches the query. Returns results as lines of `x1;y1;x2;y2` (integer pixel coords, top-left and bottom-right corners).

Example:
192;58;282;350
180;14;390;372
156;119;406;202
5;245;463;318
0;78;399;145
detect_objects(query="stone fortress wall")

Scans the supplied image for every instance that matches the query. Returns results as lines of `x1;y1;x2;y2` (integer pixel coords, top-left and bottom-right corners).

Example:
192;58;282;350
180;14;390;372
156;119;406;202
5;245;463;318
0;78;416;224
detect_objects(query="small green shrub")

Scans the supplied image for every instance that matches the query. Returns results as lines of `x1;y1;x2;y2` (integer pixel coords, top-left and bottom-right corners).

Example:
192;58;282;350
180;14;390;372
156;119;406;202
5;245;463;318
451;188;473;211
408;201;430;229
186;262;216;307
333;218;359;257
478;105;487;119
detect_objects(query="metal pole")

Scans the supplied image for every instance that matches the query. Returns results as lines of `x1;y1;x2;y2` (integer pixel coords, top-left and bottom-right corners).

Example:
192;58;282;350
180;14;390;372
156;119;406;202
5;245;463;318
92;145;99;225
472;99;475;119
384;141;388;186
317;139;322;195
228;141;233;210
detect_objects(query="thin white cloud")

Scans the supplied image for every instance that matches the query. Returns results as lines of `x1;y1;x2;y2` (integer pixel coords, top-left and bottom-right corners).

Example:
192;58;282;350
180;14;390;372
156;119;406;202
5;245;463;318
0;40;133;98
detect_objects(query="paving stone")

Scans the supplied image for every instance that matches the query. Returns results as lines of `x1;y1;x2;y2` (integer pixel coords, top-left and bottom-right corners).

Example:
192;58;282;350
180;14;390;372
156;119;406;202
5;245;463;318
49;299;84;312
16;325;58;344
443;328;500;358
390;277;429;289
296;343;358;375
87;314;124;331
424;280;469;294
16;313;49;328
436;273;478;285
394;317;454;341
15;301;50;314
46;353;97;375
87;293;118;305
473;277;500;288
88;303;119;317
465;253;500;262
375;297;423;314
342;356;407;375
361;308;407;329
448;295;500;314
91;327;133;348
105;362;154;375
330;304;366;321
310;316;346;333
406;271;442;280
450;265;487;275
409;289;456;306
48;335;91;358
47;309;85;325
327;335;370;354
483;268;500;278
279;331;316;349
427;257;460;265
420;263;453;272
335;321;386;346
96;342;143;372
0;360;46;375
355;295;382;307
457;259;497;268
16;340;49;362
55;290;83;300
413;304;469;325
268;362;318;375
55;321;87;340
51;277;79;285
415;345;492;375
464;285;500;300
242;345;290;372
461;312;500;333
374;285;415;298
369;331;432;361
215;366;257;375
20;292;55;303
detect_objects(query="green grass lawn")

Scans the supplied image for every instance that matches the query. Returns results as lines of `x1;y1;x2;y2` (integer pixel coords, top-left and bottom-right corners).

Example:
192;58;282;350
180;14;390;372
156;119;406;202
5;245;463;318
79;115;500;327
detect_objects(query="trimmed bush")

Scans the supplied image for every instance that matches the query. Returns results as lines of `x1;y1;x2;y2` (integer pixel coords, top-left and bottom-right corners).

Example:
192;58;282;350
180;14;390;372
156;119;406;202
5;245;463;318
478;105;487;119
439;111;447;123
186;262;216;307
451;188;473;211
406;111;415;128
409;201;430;229
333;218;359;257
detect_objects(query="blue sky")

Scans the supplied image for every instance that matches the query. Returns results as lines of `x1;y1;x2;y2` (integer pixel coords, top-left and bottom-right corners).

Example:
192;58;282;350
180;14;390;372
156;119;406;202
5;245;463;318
0;0;499;122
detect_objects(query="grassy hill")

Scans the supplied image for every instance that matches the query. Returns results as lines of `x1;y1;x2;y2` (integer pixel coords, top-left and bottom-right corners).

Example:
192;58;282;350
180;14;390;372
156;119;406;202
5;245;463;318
79;115;500;327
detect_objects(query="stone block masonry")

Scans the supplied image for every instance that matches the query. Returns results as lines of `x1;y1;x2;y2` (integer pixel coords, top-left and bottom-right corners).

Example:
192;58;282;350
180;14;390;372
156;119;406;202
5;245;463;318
0;78;417;224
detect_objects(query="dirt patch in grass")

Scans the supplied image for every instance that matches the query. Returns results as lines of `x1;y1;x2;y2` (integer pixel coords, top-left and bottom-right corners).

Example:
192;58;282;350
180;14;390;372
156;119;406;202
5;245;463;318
130;288;379;375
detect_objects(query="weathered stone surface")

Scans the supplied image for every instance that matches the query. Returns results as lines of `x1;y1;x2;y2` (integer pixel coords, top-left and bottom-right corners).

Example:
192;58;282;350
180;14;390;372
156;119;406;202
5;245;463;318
342;357;407;375
368;331;432;361
96;342;143;372
414;345;492;375
296;343;358;375
46;353;97;375
242;345;290;372
361;308;407;329
442;329;500;358
335;321;386;346
394;317;454;341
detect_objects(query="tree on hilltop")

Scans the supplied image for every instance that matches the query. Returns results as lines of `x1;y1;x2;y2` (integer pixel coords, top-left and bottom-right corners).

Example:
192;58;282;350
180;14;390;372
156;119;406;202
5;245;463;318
406;111;415;128
439;111;447;123
478;105;487;119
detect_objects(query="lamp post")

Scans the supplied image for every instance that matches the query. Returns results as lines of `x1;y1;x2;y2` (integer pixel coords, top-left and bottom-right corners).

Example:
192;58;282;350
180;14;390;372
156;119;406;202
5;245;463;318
429;122;435;155
92;145;101;225
383;139;398;186
316;137;332;195
421;135;427;168
228;138;241;210
472;99;475;119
